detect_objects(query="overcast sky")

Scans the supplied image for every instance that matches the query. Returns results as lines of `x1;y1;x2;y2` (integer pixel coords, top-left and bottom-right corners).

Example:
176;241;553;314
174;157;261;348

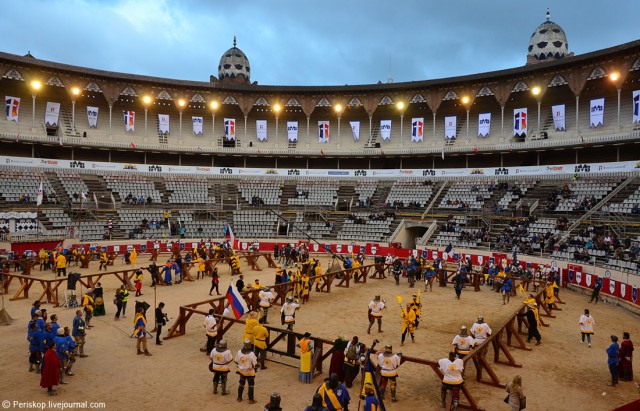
5;0;639;86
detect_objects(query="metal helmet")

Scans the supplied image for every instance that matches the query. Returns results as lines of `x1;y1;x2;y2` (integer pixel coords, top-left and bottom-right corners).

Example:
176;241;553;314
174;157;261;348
218;339;227;349
460;326;468;336
384;344;392;352
374;294;381;301
263;286;270;292
477;315;484;323
286;295;294;303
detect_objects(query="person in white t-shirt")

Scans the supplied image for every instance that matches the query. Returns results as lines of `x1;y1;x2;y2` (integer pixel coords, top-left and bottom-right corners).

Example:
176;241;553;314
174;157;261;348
470;316;492;346
367;295;386;334
451;325;476;359
579;308;596;347
258;286;274;324
438;352;464;409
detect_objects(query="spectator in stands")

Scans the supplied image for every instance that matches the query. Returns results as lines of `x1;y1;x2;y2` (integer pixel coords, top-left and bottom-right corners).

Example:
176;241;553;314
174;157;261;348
150;218;158;229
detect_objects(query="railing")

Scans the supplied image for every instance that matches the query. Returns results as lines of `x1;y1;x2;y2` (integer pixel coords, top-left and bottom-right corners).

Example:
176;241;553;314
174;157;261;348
559;175;637;244
529;199;539;215
387;218;405;243
422;181;448;217
416;220;438;245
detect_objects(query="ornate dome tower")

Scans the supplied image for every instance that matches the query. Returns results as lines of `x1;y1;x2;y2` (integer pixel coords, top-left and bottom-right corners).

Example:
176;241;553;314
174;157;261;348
217;36;251;83
527;9;572;65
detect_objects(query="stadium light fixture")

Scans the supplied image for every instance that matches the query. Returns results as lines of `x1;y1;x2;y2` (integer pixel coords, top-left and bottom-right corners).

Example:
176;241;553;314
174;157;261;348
531;87;541;96
178;99;186;108
461;96;470;105
274;103;282;145
71;87;81;131
610;72;622;128
396;101;405;110
143;95;152;105
334;104;343;114
210;101;219;139
30;80;42;129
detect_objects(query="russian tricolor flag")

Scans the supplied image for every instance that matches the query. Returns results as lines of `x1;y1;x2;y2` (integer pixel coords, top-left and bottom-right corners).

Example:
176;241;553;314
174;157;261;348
225;284;248;320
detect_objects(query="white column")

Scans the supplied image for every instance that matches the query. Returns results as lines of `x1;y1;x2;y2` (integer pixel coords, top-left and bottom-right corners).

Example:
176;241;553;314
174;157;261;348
400;114;404;145
537;101;541;134
275;116;279;146
31;95;36;128
109;105;113;134
465;110;470;140
575;96;580;132
179;112;183;139
500;106;505;140
71;100;76;132
616;88;621;130
144;108;148;137
212;113;215;139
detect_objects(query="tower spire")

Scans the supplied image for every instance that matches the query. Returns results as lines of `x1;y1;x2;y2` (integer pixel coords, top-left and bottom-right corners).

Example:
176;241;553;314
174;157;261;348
546;8;551;21
233;35;237;47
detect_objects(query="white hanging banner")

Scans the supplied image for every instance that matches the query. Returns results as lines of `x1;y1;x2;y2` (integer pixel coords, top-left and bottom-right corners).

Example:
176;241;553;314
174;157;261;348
192;116;203;135
350;121;360;141
445;116;456;139
87;106;99;128
287;121;298;141
478;113;491;137
513;108;527;136
5;96;20;122
380;120;391;141
590;98;604;128
411;118;424;142
158;114;170;134
124;111;135;132
256;120;267;141
224;118;236;140
318;121;330;143
633;91;640;123
44;102;61;127
552;104;565;131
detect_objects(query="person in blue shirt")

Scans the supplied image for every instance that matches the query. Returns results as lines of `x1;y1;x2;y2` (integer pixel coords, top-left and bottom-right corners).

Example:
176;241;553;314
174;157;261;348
27;321;43;373
54;329;70;384
316;373;350;411
30;300;41;318
501;276;514;305
63;327;76;376
50;314;60;336
40;323;55;355
590;277;603;304
72;310;88;357
35;310;45;332
606;335;620;387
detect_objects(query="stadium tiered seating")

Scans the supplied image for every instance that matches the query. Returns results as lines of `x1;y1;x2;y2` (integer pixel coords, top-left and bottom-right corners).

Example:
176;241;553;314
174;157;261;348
337;212;393;242
237;179;283;206
433;216;483;248
495;181;537;211
354;181;377;205
550;179;620;212
232;210;278;238
439;182;494;209
117;209;170;238
42;209;106;241
165;176;213;204
176;211;226;239
608;186;640;214
103;174;162;204
0;168;55;203
56;170;90;204
291;212;331;238
287;180;339;207
384;180;434;208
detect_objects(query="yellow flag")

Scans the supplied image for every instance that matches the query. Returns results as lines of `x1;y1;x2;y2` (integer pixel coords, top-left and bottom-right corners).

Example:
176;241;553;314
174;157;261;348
553;282;559;289
417;289;421;299
518;284;525;295
396;296;403;304
484;274;489;282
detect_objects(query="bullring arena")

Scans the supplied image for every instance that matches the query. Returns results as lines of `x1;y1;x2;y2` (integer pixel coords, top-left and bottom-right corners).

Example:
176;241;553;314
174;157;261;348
1;8;640;411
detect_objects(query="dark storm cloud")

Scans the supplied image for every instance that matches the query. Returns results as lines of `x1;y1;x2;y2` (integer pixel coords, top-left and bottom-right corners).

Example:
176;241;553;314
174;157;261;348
3;0;639;86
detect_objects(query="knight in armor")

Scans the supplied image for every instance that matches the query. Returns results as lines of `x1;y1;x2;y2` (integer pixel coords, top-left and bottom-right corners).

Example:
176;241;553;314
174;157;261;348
235;339;258;404
258;286;274;324
281;296;300;330
367;295;386;334
377;344;402;402
210;339;233;395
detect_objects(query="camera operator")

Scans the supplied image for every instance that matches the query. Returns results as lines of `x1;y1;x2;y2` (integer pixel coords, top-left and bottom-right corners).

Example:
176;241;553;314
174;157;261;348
155;302;167;345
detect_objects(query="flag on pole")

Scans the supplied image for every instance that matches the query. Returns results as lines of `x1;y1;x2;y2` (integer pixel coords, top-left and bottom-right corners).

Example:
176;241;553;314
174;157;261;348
361;351;386;411
441;147;445;160
36;181;43;207
81;191;87;203
224;224;235;245
15;133;20;143
518;284;525;295
130;142;137;148
225;284;248;320
444;243;454;258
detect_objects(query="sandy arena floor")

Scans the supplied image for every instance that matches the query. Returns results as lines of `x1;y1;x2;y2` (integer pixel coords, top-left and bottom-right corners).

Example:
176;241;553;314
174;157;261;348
0;253;638;411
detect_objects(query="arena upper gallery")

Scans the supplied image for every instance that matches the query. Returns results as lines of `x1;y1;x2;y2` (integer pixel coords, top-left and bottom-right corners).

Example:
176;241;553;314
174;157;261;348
1;10;640;170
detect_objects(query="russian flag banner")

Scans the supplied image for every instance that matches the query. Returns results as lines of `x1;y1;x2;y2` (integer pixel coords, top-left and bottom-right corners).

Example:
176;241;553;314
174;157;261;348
225;284;248;320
